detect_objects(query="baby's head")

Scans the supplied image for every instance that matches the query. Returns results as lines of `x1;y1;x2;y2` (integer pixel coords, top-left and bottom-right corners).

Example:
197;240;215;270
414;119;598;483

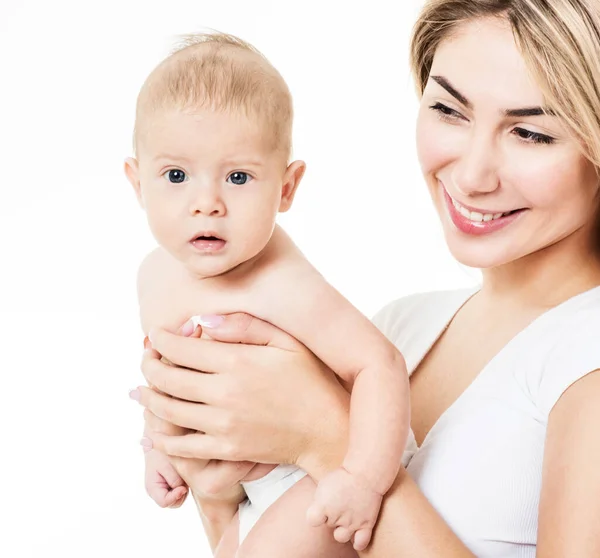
125;32;305;277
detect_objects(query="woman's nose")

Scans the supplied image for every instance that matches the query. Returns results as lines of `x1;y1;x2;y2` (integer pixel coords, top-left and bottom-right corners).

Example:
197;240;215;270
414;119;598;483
450;133;500;196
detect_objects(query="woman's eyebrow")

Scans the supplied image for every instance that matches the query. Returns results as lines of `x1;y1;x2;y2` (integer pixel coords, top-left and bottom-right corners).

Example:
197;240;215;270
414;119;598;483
430;75;471;108
430;75;554;117
504;107;555;117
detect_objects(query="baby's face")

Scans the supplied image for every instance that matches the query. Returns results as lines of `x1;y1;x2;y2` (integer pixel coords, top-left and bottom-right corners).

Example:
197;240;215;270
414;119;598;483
128;108;301;277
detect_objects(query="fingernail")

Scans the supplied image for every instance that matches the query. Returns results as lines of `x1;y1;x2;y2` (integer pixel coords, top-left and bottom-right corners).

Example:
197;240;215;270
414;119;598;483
180;319;195;336
198;314;224;328
129;389;141;401
140;437;153;450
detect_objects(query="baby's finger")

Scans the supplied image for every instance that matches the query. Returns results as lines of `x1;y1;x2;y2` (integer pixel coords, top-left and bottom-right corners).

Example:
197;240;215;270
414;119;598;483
306;503;328;527
352;528;372;552
166;486;189;508
333;526;353;544
145;482;171;509
161;463;187;490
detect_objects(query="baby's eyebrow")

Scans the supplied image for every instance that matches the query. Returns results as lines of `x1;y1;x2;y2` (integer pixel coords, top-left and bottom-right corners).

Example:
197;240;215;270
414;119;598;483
153;154;194;164
220;159;265;168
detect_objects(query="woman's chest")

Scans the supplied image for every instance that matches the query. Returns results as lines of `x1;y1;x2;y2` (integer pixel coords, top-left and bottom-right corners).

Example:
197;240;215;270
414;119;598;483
408;299;542;446
409;321;514;446
408;385;543;556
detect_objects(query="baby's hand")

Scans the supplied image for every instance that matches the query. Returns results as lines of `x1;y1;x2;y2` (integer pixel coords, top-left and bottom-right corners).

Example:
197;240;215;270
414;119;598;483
306;466;383;551
145;449;189;509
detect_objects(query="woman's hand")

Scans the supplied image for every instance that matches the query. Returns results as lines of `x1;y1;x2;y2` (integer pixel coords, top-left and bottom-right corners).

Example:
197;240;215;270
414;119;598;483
131;313;351;479
144;408;252;506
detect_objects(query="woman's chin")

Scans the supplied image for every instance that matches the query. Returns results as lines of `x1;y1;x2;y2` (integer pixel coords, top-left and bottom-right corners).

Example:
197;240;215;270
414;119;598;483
444;234;517;270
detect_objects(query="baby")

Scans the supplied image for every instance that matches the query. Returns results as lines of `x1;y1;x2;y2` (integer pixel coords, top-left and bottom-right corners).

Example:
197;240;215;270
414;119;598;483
125;32;414;556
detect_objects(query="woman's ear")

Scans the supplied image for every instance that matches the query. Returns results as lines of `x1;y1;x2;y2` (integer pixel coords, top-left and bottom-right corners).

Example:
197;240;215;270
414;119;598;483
279;160;306;213
124;157;144;208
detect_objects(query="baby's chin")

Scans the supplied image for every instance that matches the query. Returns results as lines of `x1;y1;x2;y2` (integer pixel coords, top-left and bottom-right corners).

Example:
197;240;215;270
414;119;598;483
183;256;241;280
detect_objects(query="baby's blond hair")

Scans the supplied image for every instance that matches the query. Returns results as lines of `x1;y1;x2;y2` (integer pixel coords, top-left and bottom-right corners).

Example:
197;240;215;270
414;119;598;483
133;31;293;160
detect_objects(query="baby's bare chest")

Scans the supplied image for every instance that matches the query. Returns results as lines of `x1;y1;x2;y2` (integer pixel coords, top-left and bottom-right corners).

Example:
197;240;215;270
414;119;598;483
141;267;249;333
139;251;304;334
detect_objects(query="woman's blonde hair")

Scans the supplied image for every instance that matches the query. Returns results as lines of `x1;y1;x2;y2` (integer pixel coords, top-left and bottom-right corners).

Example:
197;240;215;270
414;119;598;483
410;0;600;170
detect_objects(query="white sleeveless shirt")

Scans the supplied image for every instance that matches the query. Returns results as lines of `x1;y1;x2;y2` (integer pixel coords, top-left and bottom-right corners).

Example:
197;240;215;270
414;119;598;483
372;286;600;557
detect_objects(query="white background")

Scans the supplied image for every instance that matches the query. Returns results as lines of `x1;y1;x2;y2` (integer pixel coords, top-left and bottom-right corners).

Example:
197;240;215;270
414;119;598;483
0;1;478;556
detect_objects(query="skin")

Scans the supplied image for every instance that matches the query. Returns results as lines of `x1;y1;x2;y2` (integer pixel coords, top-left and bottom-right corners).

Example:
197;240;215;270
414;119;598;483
127;102;410;553
126;108;302;279
133;17;600;557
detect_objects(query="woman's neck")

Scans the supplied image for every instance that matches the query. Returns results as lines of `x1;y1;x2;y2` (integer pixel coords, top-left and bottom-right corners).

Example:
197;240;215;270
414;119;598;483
479;230;600;310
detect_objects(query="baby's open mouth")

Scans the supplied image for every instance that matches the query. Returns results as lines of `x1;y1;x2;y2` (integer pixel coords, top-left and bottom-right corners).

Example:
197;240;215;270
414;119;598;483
190;234;227;252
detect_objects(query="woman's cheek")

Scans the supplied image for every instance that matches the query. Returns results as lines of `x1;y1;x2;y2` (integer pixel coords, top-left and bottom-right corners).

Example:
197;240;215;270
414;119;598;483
416;114;463;178
506;147;580;209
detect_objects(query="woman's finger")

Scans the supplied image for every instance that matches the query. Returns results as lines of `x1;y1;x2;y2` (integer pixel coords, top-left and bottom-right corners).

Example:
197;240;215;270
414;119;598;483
145;431;236;461
143;409;192;436
197;313;303;351
136;386;226;433
141;348;217;403
148;327;247;372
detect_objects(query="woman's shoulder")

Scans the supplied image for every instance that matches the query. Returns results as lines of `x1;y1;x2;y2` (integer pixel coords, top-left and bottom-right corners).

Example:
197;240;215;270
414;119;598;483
371;287;477;347
524;286;600;417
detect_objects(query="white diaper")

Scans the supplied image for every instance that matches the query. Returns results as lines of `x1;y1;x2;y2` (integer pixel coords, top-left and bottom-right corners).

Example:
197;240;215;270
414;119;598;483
402;428;418;467
238;464;308;543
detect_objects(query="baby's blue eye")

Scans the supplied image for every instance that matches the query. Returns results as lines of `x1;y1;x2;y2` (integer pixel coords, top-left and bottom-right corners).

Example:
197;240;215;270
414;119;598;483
166;169;187;184
228;172;250;185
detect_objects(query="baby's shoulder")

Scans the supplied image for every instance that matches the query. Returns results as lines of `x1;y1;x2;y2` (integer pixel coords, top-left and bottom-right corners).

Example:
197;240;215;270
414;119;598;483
136;246;171;290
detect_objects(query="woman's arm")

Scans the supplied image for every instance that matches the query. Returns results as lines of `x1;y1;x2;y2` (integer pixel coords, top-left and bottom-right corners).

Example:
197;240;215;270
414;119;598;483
537;369;600;557
303;419;475;557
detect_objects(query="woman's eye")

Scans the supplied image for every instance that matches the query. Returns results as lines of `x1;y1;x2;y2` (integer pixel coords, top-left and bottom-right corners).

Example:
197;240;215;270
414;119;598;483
429;102;463;121
227;172;251;185
513;127;555;145
165;169;187;184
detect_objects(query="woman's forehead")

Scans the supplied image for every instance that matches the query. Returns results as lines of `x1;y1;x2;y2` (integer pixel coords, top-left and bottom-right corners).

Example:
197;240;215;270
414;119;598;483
428;18;546;110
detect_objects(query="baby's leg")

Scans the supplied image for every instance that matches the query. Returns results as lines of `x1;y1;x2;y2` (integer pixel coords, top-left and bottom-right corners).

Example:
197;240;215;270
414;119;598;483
237;476;357;558
214;512;240;558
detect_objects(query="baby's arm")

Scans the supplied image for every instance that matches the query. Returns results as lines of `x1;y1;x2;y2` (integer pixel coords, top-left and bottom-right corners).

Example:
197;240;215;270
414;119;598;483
251;256;410;549
136;250;193;508
136;250;257;511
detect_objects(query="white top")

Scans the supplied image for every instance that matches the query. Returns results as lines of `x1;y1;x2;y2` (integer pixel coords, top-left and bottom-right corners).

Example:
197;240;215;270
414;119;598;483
372;286;600;558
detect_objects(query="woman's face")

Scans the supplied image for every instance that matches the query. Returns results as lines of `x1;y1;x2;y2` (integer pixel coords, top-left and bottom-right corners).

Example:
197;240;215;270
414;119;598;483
416;17;599;269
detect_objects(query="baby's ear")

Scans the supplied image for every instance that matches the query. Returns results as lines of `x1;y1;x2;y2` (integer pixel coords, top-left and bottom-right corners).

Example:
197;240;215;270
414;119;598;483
124;157;144;208
279;160;306;213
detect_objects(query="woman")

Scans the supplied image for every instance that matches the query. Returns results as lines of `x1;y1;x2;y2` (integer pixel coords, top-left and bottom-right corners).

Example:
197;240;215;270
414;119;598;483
131;0;600;555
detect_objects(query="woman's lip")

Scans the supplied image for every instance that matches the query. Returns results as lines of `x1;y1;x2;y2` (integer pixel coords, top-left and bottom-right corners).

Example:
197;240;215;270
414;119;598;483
442;187;526;236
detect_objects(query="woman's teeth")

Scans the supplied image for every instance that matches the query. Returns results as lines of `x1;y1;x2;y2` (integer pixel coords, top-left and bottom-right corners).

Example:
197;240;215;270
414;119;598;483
452;198;511;222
